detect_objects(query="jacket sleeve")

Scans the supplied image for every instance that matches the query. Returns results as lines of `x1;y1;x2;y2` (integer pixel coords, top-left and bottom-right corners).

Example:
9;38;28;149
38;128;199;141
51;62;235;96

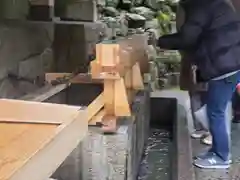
157;7;209;50
176;4;185;31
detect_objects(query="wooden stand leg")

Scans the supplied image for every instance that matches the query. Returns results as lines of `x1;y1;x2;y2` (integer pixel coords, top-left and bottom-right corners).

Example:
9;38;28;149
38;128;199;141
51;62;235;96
102;79;117;133
124;68;132;89
124;63;144;104
132;63;144;90
114;78;131;116
101;78;131;133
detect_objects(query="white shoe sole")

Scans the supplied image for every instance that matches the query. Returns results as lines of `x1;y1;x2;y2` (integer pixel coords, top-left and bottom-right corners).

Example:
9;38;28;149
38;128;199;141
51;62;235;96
191;133;206;139
201;141;212;145
195;156;232;164
201;138;212;146
191;134;204;139
193;162;230;169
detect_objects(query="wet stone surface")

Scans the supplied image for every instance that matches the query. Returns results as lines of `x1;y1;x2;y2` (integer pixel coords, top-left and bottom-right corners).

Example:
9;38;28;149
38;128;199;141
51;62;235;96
192;123;240;180
137;128;172;180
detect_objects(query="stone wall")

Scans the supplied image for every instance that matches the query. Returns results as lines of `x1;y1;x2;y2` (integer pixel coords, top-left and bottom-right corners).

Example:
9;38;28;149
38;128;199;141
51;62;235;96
0;21;53;98
0;0;108;99
55;0;98;21
0;19;103;98
0;0;29;19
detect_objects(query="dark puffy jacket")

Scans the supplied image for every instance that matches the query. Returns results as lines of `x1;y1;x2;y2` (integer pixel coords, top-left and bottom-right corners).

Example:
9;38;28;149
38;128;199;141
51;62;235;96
158;0;240;81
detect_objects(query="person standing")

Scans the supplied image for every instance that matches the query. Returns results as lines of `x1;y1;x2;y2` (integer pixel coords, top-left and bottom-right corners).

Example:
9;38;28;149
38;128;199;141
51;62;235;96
158;0;240;169
232;83;240;123
175;2;212;145
230;0;240;124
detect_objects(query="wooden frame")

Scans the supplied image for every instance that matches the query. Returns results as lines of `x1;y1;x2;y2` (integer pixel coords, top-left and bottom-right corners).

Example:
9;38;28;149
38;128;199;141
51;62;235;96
0;99;88;180
45;34;148;133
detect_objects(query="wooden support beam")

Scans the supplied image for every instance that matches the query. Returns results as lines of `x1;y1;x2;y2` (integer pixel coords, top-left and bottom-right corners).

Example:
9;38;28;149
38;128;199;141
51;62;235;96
86;93;104;122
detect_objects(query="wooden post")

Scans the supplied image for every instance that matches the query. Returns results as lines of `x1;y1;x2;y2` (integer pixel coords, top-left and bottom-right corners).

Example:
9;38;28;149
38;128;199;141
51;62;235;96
102;79;117;132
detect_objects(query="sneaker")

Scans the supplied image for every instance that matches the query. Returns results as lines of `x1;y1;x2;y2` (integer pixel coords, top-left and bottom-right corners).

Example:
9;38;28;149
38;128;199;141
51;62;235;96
201;134;212;145
191;130;207;139
194;150;215;160
194;151;232;164
193;154;231;169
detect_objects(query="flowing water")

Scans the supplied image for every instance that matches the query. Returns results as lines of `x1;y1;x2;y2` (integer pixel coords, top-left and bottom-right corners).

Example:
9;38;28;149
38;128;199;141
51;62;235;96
137;128;172;180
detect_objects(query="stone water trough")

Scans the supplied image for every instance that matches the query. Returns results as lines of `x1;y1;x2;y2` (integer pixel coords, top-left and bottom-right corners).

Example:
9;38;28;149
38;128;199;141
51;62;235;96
14;82;194;180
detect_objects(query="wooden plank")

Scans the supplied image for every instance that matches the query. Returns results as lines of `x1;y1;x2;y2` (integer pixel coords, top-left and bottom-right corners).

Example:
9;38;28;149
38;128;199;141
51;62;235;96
0;99;88;180
12;111;87;180
70;74;103;84
0;99;80;124
86;93;104;121
45;73;103;84
0;123;57;180
0;119;61;125
45;73;72;83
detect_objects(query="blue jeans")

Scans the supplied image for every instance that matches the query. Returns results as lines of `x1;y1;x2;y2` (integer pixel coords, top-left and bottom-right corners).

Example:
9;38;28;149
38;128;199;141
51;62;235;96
189;91;207;130
207;71;240;161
